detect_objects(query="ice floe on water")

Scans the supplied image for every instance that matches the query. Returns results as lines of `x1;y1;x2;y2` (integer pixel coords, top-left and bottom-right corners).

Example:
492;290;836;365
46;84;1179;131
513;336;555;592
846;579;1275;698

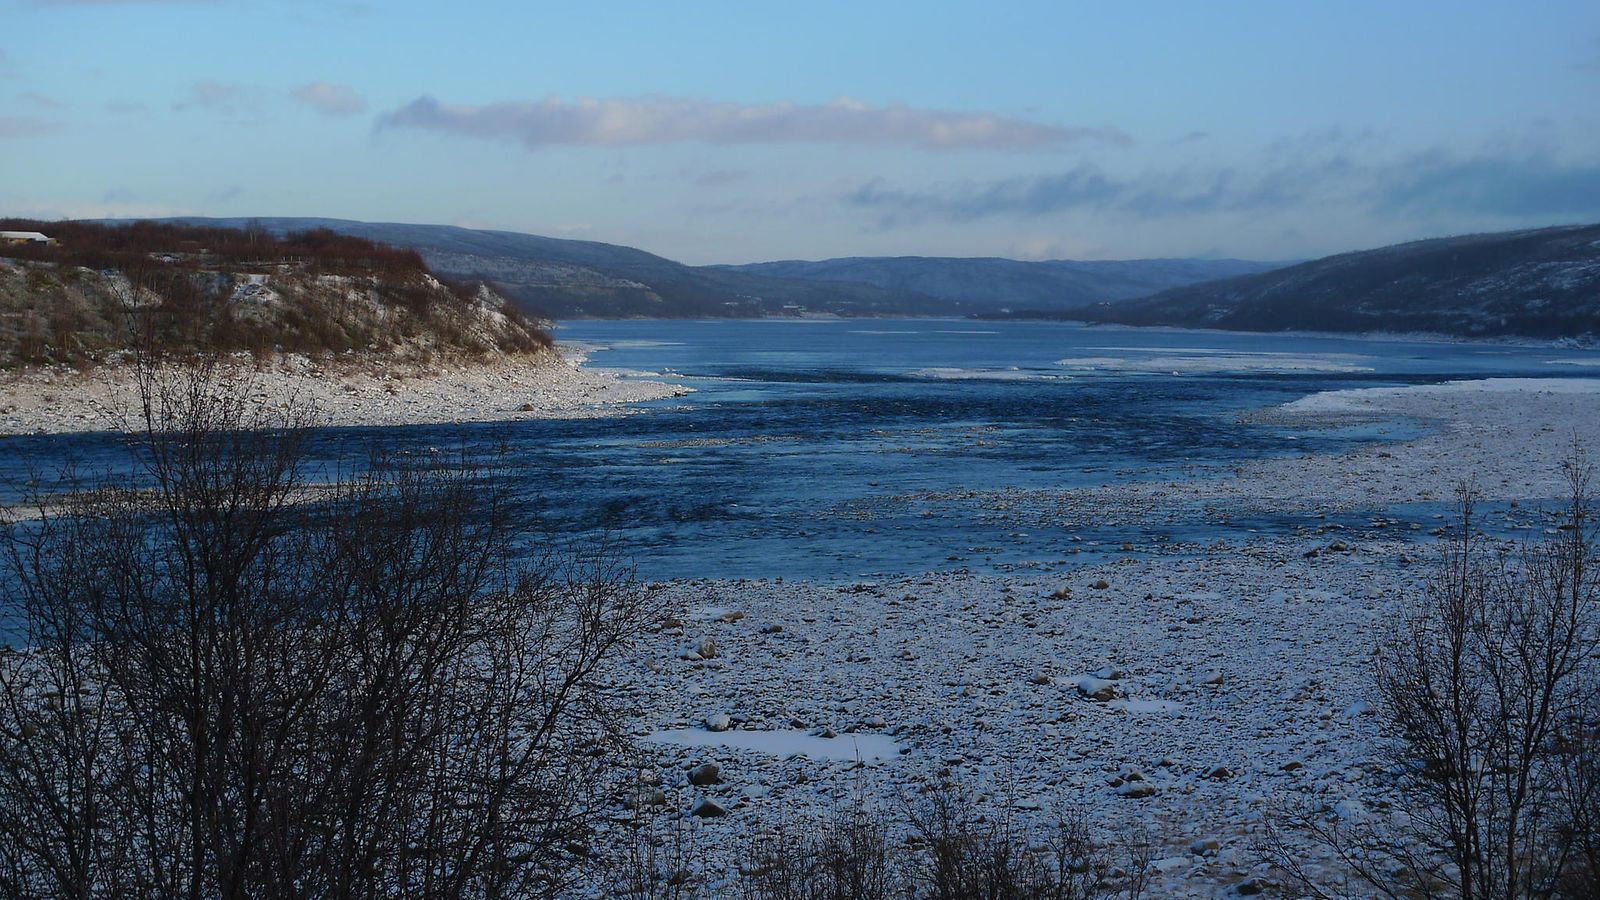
599;339;688;350
647;728;902;762
1282;377;1600;414
1056;350;1373;374
909;366;1065;381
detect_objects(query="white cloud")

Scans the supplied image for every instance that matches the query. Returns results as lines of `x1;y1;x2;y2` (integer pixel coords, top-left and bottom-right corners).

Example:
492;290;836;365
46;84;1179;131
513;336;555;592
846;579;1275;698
173;80;250;114
0;115;61;137
1;196;191;219
378;94;1127;151
291;81;366;116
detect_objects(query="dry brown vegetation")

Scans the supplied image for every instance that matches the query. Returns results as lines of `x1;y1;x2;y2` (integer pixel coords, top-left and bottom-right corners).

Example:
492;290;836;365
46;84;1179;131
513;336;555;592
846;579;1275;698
0;219;552;368
617;783;1154;900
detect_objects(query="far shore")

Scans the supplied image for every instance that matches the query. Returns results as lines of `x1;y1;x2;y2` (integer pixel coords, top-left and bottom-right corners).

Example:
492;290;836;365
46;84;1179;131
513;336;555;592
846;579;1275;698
0;345;692;436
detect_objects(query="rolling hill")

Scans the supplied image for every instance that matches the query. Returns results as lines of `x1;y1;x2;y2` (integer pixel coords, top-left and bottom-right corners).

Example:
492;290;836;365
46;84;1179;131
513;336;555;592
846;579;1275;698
149;218;947;319
0;219;550;367
149;218;1282;319
715;256;1281;311
1059;224;1600;339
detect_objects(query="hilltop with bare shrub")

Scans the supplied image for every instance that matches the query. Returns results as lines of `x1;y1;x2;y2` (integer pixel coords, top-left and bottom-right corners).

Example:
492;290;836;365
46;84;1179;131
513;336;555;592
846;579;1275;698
0;219;553;368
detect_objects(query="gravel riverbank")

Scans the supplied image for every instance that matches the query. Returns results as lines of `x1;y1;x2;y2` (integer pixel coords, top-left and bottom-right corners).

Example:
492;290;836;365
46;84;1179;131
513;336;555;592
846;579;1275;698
0;345;691;435
600;378;1600;898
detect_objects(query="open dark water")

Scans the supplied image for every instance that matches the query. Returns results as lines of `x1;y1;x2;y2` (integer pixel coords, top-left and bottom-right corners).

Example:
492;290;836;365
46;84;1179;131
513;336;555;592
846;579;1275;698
4;319;1599;580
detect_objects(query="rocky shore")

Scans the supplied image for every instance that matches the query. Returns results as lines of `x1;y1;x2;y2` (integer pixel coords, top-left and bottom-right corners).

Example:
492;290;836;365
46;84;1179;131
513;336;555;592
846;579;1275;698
602;378;1600;898
0;345;691;435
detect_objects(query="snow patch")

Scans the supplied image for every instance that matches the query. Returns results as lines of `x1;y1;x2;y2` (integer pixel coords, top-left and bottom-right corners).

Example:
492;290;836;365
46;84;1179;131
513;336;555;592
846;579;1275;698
648;728;902;762
1057;352;1372;374
910;367;1063;382
1284;378;1600;414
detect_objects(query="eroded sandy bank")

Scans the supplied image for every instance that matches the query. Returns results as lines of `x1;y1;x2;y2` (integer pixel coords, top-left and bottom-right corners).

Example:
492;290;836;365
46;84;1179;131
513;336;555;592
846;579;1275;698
0;345;692;435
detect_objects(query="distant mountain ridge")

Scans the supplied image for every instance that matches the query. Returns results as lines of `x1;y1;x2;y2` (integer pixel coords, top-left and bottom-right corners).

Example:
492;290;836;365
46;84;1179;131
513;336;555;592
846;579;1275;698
145;218;1281;319
150;218;947;319
715;256;1282;310
1056;224;1600;339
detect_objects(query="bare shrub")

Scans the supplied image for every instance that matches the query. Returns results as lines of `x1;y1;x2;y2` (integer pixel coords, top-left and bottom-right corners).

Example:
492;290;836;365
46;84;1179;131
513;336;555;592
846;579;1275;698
733;780;1147;900
615;798;703;899
0;363;659;899
1274;461;1600;899
741;798;902;900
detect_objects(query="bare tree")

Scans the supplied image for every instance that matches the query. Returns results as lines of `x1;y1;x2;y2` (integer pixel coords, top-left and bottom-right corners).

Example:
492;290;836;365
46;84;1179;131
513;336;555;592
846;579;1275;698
1274;461;1600;899
0;363;660;899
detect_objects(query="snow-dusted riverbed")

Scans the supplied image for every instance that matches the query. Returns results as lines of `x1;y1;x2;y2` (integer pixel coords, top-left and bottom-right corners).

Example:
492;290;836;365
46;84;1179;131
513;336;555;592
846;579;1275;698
605;377;1600;898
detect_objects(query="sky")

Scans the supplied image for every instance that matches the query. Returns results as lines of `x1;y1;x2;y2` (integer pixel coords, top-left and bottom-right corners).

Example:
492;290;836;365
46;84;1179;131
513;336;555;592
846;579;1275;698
3;0;1599;264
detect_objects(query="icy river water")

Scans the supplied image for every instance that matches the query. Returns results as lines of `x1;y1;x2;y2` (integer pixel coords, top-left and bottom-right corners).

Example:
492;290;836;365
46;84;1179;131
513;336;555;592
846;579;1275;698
5;319;1600;580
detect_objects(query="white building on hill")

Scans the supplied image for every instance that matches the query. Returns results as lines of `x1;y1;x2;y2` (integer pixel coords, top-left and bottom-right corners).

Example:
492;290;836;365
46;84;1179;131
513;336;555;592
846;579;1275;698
0;231;56;245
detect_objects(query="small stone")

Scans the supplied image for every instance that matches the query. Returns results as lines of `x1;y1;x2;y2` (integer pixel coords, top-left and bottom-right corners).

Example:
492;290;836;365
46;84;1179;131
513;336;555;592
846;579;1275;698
720;610;745;623
1281;760;1305;772
1236;877;1267;895
691;797;728;818
1116;782;1155;799
624;788;667;810
1091;579;1110;590
706;713;731;732
696;637;717;660
1204;765;1233;780
1075;676;1121;702
1151;855;1188;873
687;763;722;786
1030;672;1053;685
1189;837;1221;855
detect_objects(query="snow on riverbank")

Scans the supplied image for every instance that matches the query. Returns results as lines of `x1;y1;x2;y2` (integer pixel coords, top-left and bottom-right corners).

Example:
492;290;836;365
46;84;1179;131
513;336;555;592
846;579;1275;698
606;376;1600;897
1281;375;1600;414
0;347;692;435
649;728;902;762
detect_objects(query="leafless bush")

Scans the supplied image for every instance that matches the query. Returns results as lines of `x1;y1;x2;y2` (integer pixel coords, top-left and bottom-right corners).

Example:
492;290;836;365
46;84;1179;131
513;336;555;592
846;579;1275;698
740;797;902;900
1274;460;1600;899
0;364;660;899
735;780;1147;900
615;796;703;899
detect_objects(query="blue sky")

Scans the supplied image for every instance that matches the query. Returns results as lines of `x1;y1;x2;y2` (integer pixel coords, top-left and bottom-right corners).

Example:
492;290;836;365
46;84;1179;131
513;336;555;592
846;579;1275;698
4;0;1599;263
